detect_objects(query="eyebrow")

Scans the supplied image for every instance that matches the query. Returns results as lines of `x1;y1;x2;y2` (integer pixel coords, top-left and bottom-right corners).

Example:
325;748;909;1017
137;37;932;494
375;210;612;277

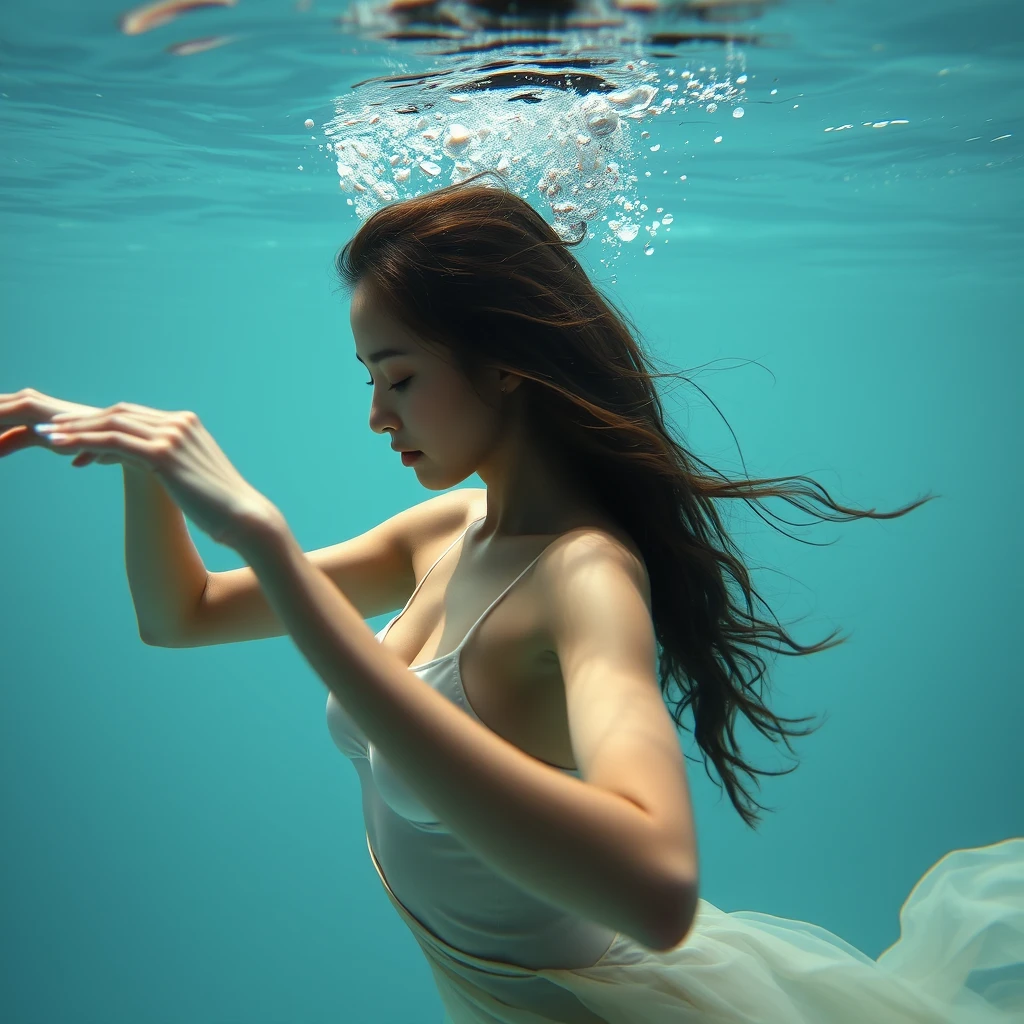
355;347;408;366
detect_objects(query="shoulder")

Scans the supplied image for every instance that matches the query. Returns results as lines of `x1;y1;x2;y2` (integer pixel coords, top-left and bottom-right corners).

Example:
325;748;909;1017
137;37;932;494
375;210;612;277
536;520;652;616
463;486;489;522
421;485;487;525
401;487;486;562
533;524;656;684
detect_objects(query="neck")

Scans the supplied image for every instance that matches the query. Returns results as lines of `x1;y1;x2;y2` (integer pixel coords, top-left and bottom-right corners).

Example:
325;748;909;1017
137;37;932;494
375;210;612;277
473;419;598;542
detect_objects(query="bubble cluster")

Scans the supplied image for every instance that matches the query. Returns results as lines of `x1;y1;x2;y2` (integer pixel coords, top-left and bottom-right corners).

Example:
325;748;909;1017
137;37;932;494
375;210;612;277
320;54;747;255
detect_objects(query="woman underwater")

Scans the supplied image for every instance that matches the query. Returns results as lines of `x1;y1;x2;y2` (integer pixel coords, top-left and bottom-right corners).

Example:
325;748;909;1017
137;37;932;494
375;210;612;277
2;171;1020;1022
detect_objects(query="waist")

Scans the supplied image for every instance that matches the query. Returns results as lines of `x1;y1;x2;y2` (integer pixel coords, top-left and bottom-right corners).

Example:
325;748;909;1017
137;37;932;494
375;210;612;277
365;832;618;1024
366;830;618;969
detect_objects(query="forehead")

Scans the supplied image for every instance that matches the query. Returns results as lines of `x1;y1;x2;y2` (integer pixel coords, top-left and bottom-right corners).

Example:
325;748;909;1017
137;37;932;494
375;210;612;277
349;279;379;324
350;281;400;339
350;283;420;368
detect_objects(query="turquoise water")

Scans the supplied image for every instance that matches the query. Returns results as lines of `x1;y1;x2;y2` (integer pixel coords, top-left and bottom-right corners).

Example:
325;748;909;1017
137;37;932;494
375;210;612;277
1;1;1021;1021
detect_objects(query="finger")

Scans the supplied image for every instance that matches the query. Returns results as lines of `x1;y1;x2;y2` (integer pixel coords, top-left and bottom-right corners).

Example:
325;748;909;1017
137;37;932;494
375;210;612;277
35;414;168;467
0;398;50;430
0;424;48;457
42;429;161;473
45;411;166;439
1;423;111;459
0;393;96;428
0;425;28;448
51;402;176;426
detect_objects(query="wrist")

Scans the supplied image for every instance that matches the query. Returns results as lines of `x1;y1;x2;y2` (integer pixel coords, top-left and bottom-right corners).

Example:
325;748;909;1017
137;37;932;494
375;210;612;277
230;497;288;560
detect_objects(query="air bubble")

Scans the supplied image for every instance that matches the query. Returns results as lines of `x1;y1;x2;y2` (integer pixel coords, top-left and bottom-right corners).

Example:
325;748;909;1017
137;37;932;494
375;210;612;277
325;69;685;250
445;124;472;147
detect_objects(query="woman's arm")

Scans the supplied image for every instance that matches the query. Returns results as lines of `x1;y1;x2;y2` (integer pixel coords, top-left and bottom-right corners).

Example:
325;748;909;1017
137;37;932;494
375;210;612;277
234;511;695;953
123;464;208;644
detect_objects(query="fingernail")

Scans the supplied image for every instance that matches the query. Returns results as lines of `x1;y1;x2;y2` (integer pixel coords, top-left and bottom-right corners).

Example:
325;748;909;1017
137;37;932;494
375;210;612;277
34;423;57;434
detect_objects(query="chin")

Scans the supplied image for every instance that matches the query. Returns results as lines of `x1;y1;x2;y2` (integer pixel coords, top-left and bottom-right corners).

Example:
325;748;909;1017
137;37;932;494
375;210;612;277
422;464;476;492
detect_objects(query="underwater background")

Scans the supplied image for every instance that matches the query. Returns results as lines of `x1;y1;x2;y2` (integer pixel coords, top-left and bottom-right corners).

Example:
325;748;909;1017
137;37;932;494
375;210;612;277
1;1;1021;1020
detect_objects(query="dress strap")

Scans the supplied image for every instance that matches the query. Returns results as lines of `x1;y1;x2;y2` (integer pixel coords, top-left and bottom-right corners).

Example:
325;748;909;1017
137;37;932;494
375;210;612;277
451;543;550;659
378;514;486;643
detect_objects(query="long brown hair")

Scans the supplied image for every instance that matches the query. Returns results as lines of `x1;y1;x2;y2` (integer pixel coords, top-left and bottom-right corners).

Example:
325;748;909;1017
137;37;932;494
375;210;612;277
334;170;939;830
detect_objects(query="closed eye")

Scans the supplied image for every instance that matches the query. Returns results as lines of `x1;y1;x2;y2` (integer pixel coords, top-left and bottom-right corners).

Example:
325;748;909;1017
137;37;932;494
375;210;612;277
365;376;413;391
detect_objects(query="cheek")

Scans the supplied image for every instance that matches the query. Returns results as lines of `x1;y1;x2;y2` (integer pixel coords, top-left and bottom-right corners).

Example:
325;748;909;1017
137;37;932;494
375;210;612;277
404;381;457;437
424;376;473;421
416;371;496;441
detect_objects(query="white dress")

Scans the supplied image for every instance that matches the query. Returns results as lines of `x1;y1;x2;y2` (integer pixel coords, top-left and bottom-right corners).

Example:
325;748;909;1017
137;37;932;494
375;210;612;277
328;517;1024;1022
368;831;1023;1024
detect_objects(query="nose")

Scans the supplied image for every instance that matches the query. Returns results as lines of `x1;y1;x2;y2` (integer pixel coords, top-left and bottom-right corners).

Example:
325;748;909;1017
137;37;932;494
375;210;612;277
367;393;400;438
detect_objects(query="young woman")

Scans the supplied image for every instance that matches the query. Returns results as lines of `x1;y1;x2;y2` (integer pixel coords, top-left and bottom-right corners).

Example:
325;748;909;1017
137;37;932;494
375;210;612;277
3;172;1019;1023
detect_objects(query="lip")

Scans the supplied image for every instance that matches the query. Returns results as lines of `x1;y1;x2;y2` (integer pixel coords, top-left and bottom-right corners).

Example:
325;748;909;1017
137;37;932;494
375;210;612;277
400;450;423;466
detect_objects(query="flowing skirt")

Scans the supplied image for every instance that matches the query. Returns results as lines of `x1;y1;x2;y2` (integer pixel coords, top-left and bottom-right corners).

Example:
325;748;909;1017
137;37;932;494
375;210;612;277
366;833;1024;1024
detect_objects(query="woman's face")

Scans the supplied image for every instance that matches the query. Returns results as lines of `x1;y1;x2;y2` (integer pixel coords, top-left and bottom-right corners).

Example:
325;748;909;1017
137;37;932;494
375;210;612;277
350;280;510;491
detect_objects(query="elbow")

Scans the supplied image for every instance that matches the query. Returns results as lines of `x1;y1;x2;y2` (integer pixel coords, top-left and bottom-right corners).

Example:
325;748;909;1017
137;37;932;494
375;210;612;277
648;878;699;952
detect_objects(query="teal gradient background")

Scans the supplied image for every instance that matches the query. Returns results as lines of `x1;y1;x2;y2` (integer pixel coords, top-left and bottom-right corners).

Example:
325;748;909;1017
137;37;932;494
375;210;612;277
2;1;1021;1020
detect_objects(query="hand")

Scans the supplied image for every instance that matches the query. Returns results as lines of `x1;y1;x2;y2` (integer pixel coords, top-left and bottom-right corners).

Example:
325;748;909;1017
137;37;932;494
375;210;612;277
0;389;104;467
0;388;281;551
